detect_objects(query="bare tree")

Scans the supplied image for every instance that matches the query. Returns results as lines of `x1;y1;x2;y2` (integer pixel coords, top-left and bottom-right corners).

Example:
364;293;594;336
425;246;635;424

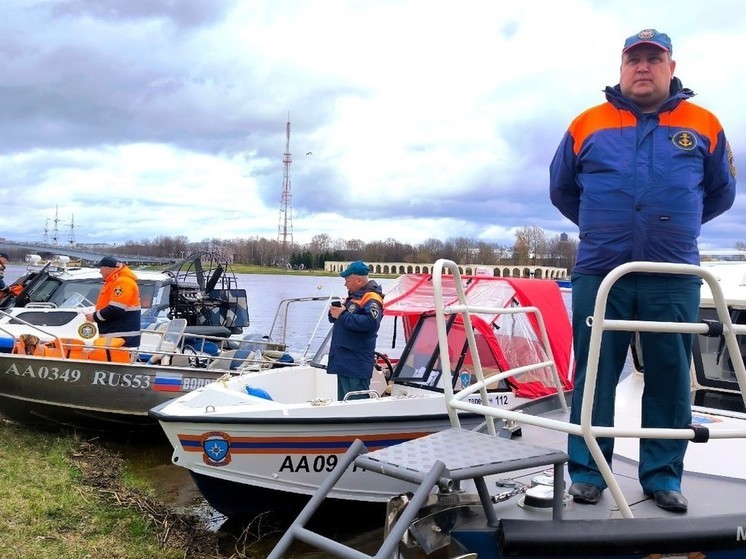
547;233;577;271
415;238;445;264
514;226;548;264
309;234;332;256
451;237;476;264
476;242;498;265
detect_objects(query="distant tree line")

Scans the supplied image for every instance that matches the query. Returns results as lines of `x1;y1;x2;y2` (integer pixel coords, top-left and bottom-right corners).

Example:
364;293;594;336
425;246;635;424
106;226;579;271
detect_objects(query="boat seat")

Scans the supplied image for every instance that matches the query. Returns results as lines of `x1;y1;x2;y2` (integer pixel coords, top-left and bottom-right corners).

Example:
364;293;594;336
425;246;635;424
208;349;238;369
137;318;187;362
267;429;567;559
139;331;163;353
169;354;193;368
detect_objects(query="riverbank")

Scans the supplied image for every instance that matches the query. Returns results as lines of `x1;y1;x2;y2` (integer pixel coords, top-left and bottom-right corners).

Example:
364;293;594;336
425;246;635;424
0;419;292;558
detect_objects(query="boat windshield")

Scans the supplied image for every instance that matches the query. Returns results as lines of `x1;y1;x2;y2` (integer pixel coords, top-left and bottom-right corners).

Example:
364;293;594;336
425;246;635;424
391;314;511;392
27;278;101;307
26;277;158;311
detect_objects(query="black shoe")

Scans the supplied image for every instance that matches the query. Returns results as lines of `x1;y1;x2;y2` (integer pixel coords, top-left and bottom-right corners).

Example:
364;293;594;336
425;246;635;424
649;490;688;513
569;482;602;504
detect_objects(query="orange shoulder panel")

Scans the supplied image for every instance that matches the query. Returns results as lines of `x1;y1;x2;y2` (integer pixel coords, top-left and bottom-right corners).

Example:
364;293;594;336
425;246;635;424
667;102;723;153
359;292;384;307
569;103;637;154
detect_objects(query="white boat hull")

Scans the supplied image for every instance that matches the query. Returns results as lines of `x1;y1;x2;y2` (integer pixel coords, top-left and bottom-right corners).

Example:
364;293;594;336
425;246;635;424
152;365;527;518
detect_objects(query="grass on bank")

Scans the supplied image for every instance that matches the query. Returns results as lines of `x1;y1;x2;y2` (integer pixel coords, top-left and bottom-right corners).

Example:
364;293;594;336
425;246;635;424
0;420;313;559
0;420;281;559
0;420;189;559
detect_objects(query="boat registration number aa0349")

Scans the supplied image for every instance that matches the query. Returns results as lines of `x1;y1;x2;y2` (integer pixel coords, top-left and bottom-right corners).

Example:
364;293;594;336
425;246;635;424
2;362;151;389
2;363;83;383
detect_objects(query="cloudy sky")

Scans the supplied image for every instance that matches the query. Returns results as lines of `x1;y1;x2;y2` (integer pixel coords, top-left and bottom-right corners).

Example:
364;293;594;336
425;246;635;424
1;0;743;250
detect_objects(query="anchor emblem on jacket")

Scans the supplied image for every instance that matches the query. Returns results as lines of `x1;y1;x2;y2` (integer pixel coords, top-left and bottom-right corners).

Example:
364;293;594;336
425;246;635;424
672;130;697;150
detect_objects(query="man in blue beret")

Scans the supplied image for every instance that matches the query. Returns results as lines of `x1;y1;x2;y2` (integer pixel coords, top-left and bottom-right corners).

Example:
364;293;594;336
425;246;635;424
328;261;385;400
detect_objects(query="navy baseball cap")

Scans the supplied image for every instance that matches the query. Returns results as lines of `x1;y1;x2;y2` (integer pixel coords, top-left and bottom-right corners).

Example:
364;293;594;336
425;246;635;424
623;29;672;54
0;252;8;259
340;260;370;277
95;255;120;268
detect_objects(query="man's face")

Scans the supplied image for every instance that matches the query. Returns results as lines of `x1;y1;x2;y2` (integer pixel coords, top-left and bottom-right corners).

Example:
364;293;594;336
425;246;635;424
99;265;115;279
620;45;675;112
0;256;7;266
344;274;366;292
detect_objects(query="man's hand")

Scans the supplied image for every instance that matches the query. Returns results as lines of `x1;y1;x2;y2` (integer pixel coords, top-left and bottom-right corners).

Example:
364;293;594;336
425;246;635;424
329;306;346;319
84;312;95;322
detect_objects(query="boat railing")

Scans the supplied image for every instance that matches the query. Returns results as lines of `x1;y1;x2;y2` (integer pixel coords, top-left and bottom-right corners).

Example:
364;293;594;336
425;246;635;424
0;309;289;370
135;325;296;371
266;295;338;362
0;308;69;350
431;258;746;519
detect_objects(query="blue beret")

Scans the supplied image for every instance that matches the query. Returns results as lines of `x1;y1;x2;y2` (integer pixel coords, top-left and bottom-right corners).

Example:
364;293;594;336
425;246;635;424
340;260;370;277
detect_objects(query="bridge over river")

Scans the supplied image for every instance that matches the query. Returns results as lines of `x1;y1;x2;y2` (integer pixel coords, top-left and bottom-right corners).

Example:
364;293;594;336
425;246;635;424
0;240;177;266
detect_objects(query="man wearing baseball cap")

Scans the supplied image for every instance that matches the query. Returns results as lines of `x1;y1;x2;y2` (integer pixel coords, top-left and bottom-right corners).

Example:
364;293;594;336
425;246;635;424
550;29;736;513
84;256;141;347
327;261;385;400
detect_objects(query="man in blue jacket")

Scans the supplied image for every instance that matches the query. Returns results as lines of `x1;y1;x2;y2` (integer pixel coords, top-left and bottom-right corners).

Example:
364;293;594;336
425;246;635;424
550;29;736;513
0;252;9;295
328;261;385;400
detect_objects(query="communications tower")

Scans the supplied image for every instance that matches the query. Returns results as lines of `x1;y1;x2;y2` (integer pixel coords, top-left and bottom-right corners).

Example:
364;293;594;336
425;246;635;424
43;205;62;246
277;116;294;265
42;206;78;246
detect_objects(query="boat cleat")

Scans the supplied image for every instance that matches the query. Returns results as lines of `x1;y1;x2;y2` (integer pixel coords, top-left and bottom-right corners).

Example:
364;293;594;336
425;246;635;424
499;411;523;439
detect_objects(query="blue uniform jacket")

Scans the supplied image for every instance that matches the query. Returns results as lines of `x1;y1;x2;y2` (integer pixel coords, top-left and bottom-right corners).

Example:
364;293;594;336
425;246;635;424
550;78;737;275
327;280;384;378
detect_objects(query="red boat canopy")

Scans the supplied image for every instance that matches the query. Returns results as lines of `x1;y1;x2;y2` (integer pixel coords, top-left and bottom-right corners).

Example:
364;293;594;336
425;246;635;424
384;274;573;398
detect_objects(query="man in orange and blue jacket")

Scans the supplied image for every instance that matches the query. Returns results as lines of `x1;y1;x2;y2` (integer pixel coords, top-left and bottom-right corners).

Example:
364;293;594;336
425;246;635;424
550;29;736;513
328;261;385;400
85;256;142;348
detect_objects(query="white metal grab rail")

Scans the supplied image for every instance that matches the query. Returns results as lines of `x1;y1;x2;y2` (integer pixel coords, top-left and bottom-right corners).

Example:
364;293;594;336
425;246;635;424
431;259;746;518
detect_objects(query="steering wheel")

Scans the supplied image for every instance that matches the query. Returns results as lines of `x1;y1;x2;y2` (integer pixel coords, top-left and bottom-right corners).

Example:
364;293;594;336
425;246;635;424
374;351;394;381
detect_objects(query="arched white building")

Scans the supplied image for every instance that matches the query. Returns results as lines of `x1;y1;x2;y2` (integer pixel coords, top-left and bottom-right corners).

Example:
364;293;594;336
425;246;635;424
324;261;569;280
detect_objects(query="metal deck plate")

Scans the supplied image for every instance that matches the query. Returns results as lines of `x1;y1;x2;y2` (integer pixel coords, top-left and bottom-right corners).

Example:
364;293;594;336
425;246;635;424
357;428;567;481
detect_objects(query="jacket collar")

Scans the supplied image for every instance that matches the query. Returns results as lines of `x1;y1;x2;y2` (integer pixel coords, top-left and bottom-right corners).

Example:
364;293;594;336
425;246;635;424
604;77;695;115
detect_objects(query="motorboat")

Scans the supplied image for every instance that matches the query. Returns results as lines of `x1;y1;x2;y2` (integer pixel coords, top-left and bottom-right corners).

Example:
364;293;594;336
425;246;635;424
149;271;574;522
268;259;746;558
1;251;249;333
0;252;252;432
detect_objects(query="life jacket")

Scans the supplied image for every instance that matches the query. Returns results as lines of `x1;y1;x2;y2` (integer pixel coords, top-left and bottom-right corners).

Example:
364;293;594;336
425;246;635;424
11;334;45;356
86;337;130;363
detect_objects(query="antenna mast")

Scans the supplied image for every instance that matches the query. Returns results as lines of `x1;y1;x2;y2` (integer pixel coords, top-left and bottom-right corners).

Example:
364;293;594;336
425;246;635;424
52;205;60;246
68;214;77;246
277;114;294;266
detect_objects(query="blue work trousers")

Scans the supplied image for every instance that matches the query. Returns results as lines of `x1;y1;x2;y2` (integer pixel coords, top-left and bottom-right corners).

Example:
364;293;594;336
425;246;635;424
568;272;700;493
338;375;371;401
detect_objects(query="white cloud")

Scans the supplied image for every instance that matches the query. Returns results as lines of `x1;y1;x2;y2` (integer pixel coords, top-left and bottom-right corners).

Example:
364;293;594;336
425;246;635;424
1;0;743;251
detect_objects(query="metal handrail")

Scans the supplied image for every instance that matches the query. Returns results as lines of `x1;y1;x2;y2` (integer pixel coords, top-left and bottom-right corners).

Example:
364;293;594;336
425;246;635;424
430;258;746;519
